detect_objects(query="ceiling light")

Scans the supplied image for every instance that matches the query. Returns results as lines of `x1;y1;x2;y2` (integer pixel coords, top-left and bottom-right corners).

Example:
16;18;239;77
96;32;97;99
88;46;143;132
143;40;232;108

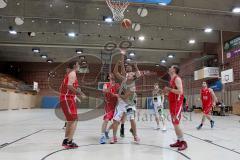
188;39;196;44
155;64;160;67
76;49;83;54
82;61;87;64
168;54;174;58
126;58;131;62
65;4;69;8
98;23;101;26
138;36;145;41
129;52;135;57
32;48;40;53
58;21;62;24
161;59;166;63
159;3;167;6
41;55;48;59
9;26;17;35
68;32;76;37
9;30;17;35
104;16;113;23
49;4;53;8
232;7;240;13
204;28;213;33
47;59;53;63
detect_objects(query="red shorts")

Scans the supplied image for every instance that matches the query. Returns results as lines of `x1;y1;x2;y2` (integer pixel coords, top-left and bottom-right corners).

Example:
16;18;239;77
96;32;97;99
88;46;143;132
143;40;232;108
103;102;116;121
169;99;183;125
202;103;213;115
60;97;78;121
103;110;115;121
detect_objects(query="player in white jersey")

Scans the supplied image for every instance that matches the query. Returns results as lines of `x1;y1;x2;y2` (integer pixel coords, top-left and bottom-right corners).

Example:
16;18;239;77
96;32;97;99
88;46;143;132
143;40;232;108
152;83;166;131
111;54;141;144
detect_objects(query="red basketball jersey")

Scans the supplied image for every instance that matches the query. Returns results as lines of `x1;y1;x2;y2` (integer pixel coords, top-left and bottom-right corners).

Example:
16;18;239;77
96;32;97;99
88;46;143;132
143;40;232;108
60;71;79;98
201;88;212;106
104;82;119;103
168;76;184;102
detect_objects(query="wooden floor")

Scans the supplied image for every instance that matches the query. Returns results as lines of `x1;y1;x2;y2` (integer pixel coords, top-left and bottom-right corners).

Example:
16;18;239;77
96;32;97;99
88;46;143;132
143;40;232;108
0;109;240;160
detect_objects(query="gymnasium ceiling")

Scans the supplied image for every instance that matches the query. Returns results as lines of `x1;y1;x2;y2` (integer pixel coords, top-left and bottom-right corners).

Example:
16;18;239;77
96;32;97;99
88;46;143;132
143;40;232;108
0;0;239;67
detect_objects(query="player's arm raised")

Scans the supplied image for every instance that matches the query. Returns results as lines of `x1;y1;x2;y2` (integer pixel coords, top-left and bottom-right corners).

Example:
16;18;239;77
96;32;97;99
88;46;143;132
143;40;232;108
114;60;125;81
120;54;127;76
133;62;141;78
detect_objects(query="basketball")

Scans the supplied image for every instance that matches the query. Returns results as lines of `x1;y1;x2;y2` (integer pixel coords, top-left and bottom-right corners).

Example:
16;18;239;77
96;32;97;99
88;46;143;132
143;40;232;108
121;19;132;29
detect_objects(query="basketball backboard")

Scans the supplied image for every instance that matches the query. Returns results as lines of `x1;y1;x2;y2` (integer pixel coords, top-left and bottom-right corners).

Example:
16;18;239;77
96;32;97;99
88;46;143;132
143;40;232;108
221;69;234;84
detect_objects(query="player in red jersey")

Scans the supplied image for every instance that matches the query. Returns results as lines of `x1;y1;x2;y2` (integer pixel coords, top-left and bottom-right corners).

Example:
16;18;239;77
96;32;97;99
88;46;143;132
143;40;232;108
62;66;70;130
59;61;86;149
164;65;187;151
99;73;120;144
197;81;218;130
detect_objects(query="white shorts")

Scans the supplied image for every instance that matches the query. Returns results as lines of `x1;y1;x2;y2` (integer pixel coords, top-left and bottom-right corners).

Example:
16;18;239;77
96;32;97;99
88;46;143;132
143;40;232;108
113;99;127;122
153;103;164;118
126;105;136;120
113;99;136;122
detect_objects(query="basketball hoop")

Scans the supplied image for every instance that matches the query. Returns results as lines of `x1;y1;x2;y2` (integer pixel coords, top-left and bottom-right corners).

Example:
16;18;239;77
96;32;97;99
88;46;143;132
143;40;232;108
106;0;129;21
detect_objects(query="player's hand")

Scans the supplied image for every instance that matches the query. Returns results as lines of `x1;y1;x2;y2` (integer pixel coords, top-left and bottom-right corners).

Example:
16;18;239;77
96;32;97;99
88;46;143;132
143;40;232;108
163;87;171;93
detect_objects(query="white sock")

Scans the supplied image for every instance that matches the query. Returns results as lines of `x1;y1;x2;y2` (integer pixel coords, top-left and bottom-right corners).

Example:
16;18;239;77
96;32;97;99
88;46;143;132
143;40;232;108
178;136;184;141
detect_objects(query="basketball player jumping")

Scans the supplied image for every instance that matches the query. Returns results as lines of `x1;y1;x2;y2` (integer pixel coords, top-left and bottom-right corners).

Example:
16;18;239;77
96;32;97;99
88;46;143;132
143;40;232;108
99;73;120;144
197;81;218;130
60;61;86;149
164;65;187;151
152;83;167;131
110;55;141;144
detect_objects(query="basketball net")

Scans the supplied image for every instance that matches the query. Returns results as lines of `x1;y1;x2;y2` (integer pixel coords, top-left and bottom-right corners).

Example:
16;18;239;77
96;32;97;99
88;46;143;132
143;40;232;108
106;0;129;21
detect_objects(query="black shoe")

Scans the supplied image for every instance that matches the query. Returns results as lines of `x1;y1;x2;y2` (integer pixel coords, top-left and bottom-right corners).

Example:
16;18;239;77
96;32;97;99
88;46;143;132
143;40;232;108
62;138;68;147
210;120;215;128
196;124;203;130
66;140;78;149
120;127;125;137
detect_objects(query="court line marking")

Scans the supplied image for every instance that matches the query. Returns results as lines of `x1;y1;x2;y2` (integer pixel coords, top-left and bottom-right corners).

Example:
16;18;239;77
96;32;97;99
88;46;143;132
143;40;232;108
0;129;44;149
40;143;191;160
183;132;240;155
